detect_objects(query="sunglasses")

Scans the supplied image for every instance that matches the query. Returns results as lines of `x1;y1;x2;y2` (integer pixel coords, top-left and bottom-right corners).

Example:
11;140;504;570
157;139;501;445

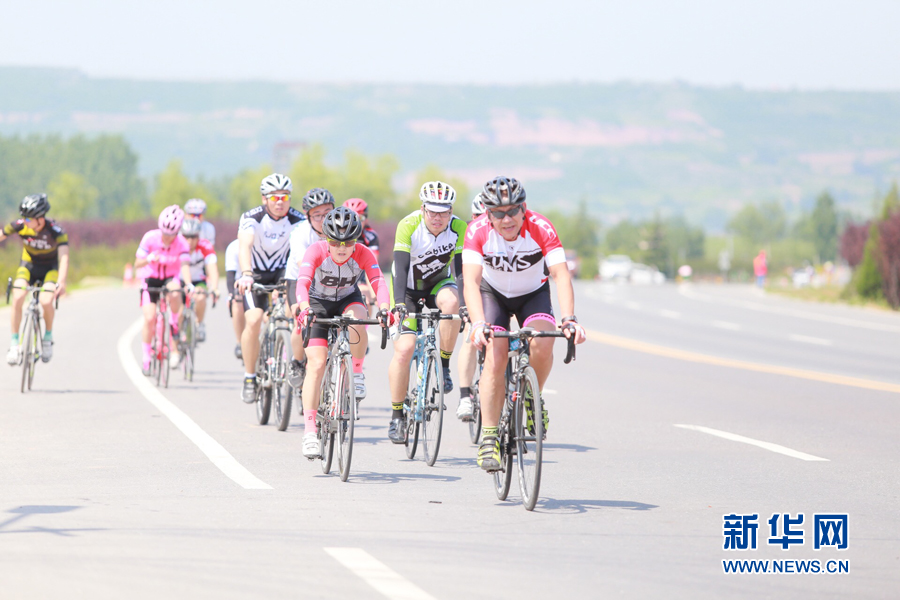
487;205;524;219
266;194;290;202
424;208;451;218
327;239;356;248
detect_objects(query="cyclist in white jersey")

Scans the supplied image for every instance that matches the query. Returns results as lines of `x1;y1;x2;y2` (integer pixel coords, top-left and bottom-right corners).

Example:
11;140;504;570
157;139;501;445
235;173;305;403
463;176;586;472
284;187;334;390
224;239;244;359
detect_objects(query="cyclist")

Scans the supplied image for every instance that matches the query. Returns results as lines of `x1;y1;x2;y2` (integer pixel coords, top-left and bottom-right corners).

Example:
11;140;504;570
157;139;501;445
455;193;487;421
235;173;304;403
181;218;219;342
224;238;244;359
462;176;586;471
293;207;394;458
386;181;467;444
1;194;68;365
284;187;334;390
343;197;380;312
135;205;193;375
184;198;216;245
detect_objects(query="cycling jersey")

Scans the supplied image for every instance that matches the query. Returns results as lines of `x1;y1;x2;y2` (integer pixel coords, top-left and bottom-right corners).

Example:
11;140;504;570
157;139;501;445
136;230;190;281
187;238;217;282
3;218;68;265
237;205;304;272
224;239;239;273
392;210;466;292
199;220;216;245
296;241;389;305
284;220;324;280
462;210;566;298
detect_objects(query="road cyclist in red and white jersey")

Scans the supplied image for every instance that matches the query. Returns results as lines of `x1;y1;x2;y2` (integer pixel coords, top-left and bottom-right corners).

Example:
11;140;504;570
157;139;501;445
180;218;219;342
235;173;305;403
184;198;216;245
134;205;193;376
293;207;394;458
462;176;586;471
283;187;335;392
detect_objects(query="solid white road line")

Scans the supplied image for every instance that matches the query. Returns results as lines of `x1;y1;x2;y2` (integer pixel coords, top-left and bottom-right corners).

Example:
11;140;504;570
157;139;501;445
325;547;437;600
712;320;742;331
116;319;272;490
674;424;829;461
789;334;833;346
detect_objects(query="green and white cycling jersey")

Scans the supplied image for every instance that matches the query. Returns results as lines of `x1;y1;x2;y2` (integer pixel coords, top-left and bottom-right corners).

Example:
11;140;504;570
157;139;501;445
392;210;467;292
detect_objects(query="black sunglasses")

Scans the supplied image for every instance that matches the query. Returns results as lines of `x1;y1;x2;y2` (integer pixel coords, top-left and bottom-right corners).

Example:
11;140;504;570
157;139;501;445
487;205;524;219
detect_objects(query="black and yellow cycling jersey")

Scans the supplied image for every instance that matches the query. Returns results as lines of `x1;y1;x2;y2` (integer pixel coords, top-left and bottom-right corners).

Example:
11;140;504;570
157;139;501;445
3;218;68;285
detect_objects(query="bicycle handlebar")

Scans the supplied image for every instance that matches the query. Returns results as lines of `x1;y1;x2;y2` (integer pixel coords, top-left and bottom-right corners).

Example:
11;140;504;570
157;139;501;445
492;327;577;364
302;315;388;350
7;278;61;309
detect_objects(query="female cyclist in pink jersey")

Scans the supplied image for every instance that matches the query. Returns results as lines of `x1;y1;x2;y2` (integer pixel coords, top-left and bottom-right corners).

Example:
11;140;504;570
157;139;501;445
134;205;193;375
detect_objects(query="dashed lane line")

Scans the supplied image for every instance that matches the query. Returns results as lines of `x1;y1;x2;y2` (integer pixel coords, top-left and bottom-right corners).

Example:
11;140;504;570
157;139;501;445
674;424;828;461
712;320;741;331
585;329;900;394
325;547;437;600
117;318;272;490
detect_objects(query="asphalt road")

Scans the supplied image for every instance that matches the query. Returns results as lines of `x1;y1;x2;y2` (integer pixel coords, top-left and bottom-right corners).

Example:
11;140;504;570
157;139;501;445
1;282;898;599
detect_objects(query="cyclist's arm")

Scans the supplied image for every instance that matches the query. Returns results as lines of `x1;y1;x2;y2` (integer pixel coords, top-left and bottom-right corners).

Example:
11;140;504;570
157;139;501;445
238;230;254;276
359;246;390;310
294;242;327;311
462;263;485;325
548;261;575;318
392;249;410;306
453;253;465;307
205;260;219;292
180;261;192;287
56;245;69;296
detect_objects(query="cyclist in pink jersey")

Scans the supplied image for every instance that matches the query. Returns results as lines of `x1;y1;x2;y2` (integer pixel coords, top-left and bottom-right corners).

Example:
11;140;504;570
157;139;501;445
292;207;394;459
135;205;193;375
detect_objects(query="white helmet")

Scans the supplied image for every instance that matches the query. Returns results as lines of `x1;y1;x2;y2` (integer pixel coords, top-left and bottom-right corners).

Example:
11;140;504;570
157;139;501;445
184;198;207;215
471;193;486;217
419;181;456;211
260;173;293;195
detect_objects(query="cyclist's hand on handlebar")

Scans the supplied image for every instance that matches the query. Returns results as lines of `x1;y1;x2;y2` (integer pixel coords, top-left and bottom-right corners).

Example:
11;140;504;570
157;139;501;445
391;304;407;322
458;306;470;323
376;307;397;328
54;282;67;299
471;321;492;350
236;274;254;294
295;306;313;331
561;318;586;345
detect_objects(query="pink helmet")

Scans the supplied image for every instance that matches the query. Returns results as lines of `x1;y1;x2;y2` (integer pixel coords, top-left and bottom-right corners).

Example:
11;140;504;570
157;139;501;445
343;198;368;217
158;204;185;235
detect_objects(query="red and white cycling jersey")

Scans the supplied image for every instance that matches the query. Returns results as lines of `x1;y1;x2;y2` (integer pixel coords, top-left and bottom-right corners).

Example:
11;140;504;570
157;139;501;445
296;241;390;305
187;238;217;282
462;210;567;298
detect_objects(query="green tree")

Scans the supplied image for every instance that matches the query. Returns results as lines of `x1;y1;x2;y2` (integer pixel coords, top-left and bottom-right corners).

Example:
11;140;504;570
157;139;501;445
855;221;883;298
46;171;98;220
150;160;219;216
727;201;786;246
809;191;838;262
225;165;273;215
546;199;601;279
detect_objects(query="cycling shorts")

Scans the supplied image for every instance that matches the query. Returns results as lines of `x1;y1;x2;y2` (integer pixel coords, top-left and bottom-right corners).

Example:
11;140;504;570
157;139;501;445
392;276;457;335
141;277;176;307
242;269;285;312
480;280;554;332
305;289;366;344
285;278;297;308
16;260;59;287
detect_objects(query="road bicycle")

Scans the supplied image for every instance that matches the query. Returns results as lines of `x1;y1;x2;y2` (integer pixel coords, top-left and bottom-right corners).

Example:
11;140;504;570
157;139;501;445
6;278;57;393
480;326;575;511
303;313;386;482
250;281;294;430
178;287;217;382
145;285;181;388
402;306;463;466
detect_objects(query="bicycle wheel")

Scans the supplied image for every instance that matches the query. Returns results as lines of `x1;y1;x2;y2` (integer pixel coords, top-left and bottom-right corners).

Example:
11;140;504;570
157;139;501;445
161;313;171;389
154;311;163;386
20;314;33;394
404;356;420;460
28;314;40;390
318;362;335;474
516;366;543;511
421;348;444;467
273;328;293;431
182;311;195;381
469;361;482;444
493;438;514;501
337;353;356;482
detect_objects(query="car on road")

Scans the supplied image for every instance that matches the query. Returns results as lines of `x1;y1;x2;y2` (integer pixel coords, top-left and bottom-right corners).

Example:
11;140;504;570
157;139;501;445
630;263;666;285
599;255;633;281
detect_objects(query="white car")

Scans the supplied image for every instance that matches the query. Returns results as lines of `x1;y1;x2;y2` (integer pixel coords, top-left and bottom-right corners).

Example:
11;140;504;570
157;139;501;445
630;263;666;285
599;255;633;281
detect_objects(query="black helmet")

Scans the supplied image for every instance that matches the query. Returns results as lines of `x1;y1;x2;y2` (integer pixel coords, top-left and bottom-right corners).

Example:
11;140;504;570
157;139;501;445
302;187;335;212
20;193;50;219
322;207;362;242
482;176;526;207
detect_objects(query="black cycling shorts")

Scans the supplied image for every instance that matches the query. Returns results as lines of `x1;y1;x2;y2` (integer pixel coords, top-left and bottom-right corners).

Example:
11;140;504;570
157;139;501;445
285;278;297;308
242;269;285;312
397;283;458;335
305;289;366;343
141;277;176;306
16;260;59;287
480;280;554;331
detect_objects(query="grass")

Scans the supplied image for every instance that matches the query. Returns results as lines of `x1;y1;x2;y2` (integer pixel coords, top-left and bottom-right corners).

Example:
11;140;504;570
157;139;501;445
767;285;895;311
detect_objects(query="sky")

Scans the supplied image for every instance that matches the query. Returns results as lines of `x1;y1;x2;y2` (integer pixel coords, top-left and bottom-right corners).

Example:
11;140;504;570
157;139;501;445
2;0;899;89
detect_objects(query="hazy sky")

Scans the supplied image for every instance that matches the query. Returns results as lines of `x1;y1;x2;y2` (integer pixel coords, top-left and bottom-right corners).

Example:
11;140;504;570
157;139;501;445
2;0;898;89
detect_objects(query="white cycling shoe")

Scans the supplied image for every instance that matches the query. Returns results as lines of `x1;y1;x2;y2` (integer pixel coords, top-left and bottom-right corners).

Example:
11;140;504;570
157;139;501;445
353;373;366;400
302;432;320;459
7;345;21;366
456;397;474;422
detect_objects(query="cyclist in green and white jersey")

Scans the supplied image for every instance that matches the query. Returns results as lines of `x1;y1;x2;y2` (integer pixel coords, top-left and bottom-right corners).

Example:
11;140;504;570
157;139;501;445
387;181;468;444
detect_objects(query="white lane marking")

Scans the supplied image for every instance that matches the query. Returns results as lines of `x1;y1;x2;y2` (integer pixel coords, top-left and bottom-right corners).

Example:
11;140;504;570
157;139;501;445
116;319;272;490
325;547;437;600
789;334;833;346
660;309;681;319
679;285;900;333
674;424;829;461
712;320;742;331
625;301;641;310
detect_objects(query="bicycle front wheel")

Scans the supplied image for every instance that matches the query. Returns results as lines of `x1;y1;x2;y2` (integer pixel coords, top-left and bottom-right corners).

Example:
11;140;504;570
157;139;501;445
405;356;420;459
318;362;334;474
183;312;195;381
20;315;33;394
337;353;356;482
28;314;40;390
273;329;293;432
161;313;171;389
469;361;482;444
421;348;444;466
515;365;543;511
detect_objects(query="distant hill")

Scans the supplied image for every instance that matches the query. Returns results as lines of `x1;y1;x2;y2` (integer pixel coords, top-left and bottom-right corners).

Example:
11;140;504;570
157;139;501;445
2;67;898;229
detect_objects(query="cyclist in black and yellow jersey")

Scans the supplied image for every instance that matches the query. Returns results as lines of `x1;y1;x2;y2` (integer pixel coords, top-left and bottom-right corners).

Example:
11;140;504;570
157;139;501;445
1;194;69;365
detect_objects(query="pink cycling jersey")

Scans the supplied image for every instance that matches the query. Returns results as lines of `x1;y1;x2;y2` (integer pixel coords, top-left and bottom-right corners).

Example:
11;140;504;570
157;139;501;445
296;241;389;305
136;229;190;281
462;210;567;298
